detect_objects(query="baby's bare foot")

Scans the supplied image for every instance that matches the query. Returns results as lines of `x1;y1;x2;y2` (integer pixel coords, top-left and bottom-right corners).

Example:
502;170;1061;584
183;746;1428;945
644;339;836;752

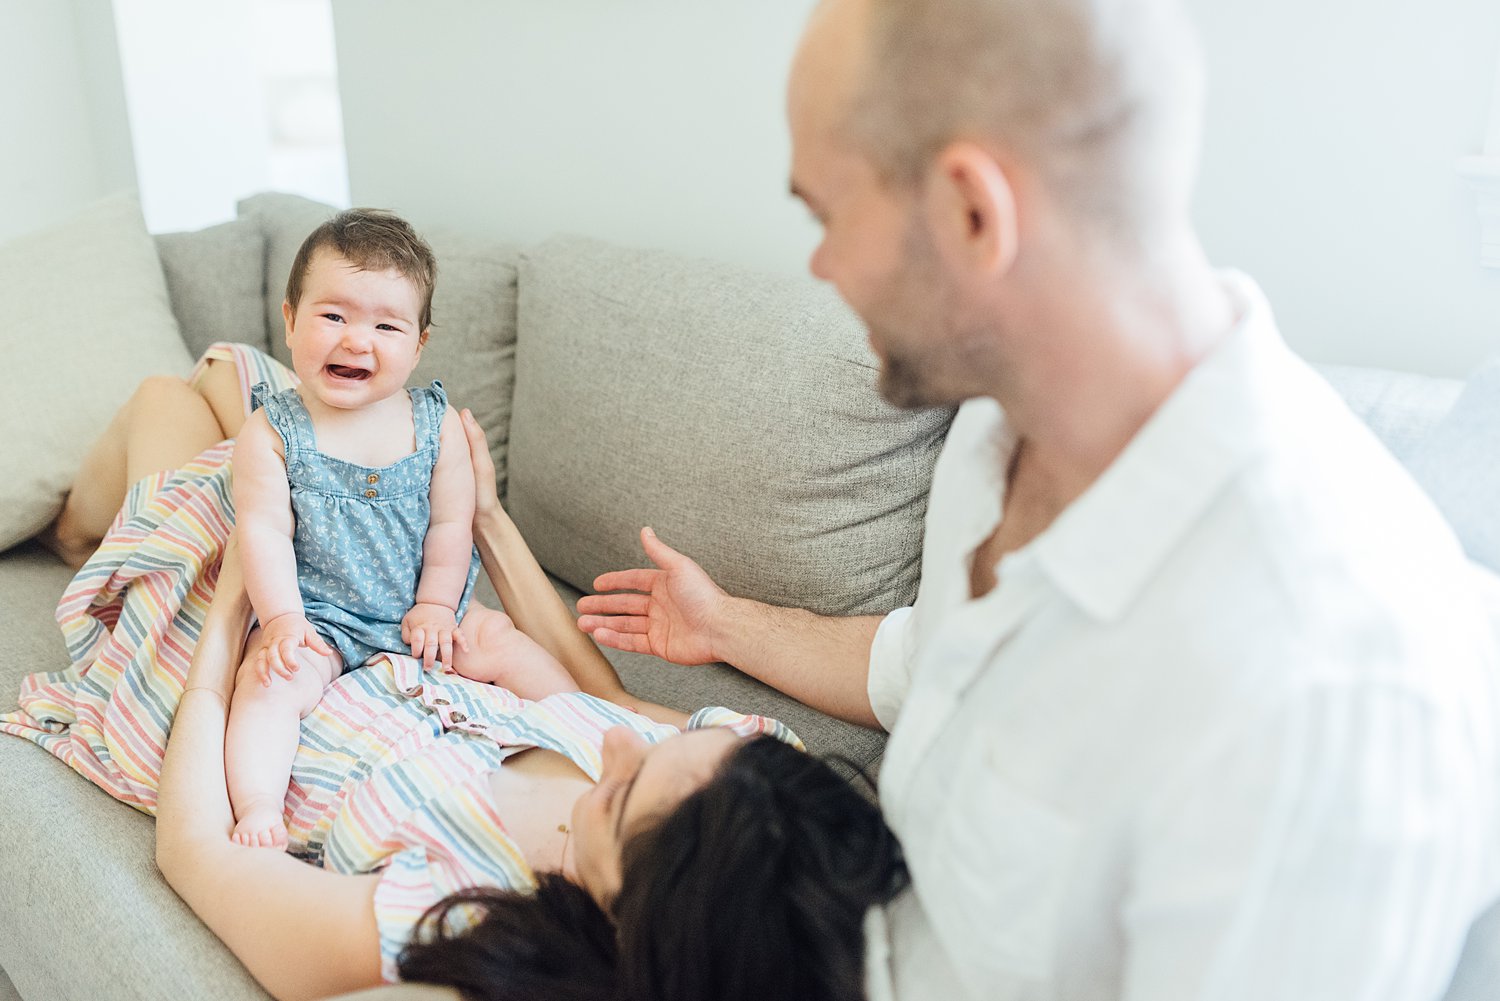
230;801;289;850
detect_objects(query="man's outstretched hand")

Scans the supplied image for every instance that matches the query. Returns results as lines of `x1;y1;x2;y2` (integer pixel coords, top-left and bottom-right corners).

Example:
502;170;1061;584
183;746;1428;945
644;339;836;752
577;527;728;666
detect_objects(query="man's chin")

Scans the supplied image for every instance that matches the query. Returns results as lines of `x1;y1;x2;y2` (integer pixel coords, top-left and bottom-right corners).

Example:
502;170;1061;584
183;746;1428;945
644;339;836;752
877;359;943;410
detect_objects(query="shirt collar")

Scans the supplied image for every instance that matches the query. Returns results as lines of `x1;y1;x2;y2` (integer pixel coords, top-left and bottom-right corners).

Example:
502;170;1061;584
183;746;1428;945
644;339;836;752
1026;272;1289;622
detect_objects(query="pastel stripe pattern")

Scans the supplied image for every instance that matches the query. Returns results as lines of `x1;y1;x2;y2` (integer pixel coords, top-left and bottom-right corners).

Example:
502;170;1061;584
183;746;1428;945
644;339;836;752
1;341;806;980
0;343;295;811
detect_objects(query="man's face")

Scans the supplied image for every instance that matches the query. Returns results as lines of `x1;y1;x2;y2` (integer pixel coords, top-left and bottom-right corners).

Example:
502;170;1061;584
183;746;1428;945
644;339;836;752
787;0;967;409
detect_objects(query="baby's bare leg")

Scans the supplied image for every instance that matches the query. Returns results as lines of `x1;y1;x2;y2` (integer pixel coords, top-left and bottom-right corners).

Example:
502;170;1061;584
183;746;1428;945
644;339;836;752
41;374;226;568
224;627;344;849
450;604;581;700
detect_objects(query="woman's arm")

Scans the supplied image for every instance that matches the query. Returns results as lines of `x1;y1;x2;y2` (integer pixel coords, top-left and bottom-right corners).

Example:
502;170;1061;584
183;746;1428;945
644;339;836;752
155;535;383;1001
461;409;685;726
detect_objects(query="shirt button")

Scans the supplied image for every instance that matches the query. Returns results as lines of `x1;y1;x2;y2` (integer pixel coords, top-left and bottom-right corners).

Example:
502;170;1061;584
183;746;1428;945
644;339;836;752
449;711;468;724
364;488;377;498
367;473;379;484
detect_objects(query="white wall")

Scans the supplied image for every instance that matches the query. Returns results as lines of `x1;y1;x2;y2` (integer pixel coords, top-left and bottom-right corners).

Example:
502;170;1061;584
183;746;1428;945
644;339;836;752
1187;0;1500;376
0;0;135;243
112;0;273;232
331;0;822;276
333;1;1500;376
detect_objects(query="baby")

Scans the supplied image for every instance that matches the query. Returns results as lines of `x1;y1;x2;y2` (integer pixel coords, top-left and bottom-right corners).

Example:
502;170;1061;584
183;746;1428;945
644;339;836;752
227;208;482;848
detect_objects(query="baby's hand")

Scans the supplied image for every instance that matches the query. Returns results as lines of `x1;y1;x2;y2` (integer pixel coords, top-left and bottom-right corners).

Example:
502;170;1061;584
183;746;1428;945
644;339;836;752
255;612;333;686
402;602;469;673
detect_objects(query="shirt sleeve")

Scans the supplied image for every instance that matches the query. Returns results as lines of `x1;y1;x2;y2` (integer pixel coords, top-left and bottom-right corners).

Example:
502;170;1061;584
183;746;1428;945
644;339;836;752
1123;681;1496;1001
867;606;916;732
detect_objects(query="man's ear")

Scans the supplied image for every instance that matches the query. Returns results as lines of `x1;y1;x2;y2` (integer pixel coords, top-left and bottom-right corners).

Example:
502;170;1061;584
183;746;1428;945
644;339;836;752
281;300;295;344
927;141;1019;278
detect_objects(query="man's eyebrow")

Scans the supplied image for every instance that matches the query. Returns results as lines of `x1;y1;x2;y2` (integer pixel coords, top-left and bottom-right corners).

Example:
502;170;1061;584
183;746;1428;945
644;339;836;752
614;772;640;841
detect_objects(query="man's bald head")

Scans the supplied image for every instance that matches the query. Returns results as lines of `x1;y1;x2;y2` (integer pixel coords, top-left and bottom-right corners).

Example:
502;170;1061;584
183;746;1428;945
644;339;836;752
833;0;1208;238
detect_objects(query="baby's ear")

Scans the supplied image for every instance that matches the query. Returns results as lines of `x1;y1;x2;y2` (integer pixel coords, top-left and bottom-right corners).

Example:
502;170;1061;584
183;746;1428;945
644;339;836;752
281;300;295;342
418;328;430;349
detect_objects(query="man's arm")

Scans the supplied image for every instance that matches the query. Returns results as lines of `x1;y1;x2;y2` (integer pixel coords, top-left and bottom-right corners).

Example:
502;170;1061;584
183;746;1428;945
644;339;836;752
577;527;886;729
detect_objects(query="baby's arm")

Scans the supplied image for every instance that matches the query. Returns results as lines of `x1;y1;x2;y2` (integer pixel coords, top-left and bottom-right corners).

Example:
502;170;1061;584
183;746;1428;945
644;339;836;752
404;405;477;670
233;411;331;681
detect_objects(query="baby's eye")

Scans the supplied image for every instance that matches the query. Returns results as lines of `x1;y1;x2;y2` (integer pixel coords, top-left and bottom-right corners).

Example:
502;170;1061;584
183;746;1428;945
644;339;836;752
376;323;400;332
320;312;344;323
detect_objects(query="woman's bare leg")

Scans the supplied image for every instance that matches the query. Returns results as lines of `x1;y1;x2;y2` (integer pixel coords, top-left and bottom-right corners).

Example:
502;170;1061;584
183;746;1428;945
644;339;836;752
40;374;227;568
190;356;251;440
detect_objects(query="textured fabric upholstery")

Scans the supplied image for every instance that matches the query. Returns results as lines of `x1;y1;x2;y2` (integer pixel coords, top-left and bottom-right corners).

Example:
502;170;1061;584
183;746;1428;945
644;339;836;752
1315;363;1463;465
1404;354;1500;571
0;193;194;553
154;220;270;357
507;235;953;617
0;546;271;1001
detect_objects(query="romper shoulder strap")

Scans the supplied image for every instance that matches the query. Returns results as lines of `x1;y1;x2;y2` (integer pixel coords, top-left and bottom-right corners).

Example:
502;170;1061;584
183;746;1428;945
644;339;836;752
410;380;449;452
252;384;314;460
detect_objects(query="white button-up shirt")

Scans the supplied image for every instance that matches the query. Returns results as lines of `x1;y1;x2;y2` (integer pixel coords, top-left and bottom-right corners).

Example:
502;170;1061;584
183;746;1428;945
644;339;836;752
864;274;1500;1001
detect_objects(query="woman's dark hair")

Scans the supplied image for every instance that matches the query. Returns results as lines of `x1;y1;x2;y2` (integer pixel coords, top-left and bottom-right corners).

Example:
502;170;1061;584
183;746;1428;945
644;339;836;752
397;735;908;1001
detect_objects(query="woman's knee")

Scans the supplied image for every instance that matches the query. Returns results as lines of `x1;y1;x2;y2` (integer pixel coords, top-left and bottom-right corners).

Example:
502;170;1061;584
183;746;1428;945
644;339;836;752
132;374;196;411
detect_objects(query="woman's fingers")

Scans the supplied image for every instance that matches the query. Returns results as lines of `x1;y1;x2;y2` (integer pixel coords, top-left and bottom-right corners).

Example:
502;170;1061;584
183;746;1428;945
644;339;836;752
460;409;498;505
590;569;659;595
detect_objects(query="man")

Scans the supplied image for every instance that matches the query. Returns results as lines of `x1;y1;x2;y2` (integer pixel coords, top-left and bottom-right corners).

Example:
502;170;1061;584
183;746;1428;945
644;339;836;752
578;0;1500;996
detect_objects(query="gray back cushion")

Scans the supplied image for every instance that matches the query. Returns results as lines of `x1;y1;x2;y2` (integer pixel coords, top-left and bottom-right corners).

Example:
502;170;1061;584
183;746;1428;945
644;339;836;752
1315;363;1463;466
235;192;520;493
507;235;952;616
1403;355;1500;572
154;219;269;358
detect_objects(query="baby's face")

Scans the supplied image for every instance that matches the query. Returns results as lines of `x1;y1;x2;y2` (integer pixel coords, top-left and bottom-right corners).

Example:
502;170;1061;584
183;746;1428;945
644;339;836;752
282;248;427;412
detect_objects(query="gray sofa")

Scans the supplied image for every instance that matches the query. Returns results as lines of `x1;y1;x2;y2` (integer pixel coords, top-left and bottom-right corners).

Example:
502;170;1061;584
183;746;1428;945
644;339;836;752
0;192;1491;1000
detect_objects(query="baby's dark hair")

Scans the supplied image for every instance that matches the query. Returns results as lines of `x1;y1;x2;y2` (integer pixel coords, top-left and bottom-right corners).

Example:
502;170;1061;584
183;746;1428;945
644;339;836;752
397;735;908;1001
285;208;437;331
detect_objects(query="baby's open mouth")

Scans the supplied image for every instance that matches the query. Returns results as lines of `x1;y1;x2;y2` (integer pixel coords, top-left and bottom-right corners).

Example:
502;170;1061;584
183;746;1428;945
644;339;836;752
326;364;372;380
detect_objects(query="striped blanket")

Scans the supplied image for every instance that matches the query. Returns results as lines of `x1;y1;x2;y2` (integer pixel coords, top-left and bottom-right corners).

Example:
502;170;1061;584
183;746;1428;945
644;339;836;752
0;343;295;814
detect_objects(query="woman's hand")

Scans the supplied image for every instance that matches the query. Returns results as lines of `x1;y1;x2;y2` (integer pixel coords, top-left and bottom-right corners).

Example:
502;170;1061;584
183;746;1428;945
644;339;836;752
460;408;503;521
577;527;730;666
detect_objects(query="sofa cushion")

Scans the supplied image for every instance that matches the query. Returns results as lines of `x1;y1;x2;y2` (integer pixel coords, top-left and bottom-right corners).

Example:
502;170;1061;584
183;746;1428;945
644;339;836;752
235;191;339;367
0;193;194;553
508;235;952;617
154;218;270;358
1404;354;1500;572
236;193;520;491
0;546;271;1001
1316;363;1463;466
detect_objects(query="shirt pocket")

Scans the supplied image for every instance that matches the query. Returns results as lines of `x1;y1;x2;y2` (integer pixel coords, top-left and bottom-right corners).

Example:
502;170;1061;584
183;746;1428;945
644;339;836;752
924;772;1078;994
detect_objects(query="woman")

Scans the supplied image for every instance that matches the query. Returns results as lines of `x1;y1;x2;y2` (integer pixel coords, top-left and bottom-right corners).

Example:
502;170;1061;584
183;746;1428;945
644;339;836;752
39;348;906;1001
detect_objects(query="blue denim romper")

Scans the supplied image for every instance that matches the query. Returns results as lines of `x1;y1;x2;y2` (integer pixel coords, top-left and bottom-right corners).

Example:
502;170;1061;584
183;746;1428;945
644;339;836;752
250;381;482;671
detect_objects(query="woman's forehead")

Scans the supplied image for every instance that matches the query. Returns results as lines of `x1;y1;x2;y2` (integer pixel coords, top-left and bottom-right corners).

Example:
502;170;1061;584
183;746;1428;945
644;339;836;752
628;728;740;822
